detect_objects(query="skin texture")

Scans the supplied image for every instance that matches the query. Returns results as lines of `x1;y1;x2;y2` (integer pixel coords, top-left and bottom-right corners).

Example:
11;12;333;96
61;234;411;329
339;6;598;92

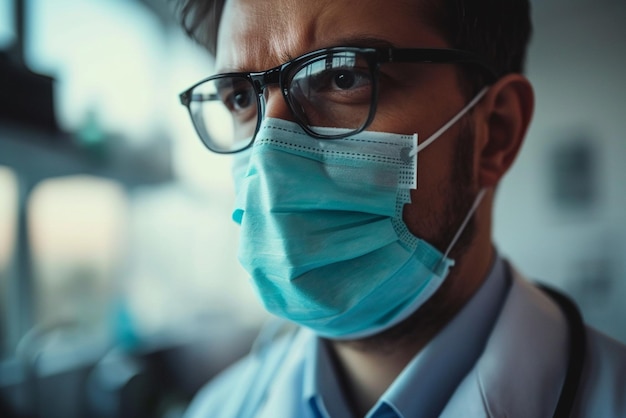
216;0;534;414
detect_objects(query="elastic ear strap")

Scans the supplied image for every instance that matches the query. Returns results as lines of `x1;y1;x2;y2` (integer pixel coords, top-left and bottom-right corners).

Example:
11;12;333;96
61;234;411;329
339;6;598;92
441;187;487;262
409;87;489;158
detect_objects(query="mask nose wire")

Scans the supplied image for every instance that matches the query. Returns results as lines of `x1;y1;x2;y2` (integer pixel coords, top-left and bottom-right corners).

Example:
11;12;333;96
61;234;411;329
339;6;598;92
408;87;489;158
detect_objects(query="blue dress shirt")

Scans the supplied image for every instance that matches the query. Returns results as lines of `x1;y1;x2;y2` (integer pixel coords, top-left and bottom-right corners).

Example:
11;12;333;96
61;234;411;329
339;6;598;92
184;256;510;418
306;256;510;418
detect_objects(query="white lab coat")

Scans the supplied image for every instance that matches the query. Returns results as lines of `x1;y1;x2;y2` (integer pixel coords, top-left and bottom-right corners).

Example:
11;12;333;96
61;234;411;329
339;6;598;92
440;268;626;417
185;266;626;417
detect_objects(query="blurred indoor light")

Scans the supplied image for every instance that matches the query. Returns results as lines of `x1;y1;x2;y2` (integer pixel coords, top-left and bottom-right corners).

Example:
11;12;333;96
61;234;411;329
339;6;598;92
27;0;163;144
0;0;14;49
28;175;128;327
23;0;233;193
0;166;18;272
29;175;127;263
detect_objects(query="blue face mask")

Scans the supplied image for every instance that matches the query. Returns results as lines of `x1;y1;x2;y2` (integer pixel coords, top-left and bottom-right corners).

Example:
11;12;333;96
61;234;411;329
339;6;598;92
232;90;487;339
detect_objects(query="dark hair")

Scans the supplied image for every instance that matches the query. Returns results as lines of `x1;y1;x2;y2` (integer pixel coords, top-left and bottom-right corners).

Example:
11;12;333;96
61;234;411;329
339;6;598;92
177;0;225;56
429;0;532;95
177;0;532;93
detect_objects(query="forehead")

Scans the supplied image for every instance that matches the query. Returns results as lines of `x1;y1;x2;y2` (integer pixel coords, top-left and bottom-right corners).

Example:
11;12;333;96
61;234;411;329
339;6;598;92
215;0;447;72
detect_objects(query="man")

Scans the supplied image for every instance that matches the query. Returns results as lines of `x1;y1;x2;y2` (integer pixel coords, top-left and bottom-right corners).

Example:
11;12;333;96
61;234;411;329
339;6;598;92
177;0;626;416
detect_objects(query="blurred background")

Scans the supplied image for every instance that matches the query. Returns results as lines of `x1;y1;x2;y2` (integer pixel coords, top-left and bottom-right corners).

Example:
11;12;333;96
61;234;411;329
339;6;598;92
0;0;624;417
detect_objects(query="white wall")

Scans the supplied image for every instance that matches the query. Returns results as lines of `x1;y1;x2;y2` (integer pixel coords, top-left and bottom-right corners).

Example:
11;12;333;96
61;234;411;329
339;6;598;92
494;0;626;342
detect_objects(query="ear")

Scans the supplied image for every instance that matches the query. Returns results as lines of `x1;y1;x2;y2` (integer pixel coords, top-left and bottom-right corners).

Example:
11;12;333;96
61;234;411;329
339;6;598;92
475;74;534;187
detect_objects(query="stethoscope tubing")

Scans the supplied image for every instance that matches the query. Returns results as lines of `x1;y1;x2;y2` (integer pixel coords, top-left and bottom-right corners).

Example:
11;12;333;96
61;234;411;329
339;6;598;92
538;284;587;418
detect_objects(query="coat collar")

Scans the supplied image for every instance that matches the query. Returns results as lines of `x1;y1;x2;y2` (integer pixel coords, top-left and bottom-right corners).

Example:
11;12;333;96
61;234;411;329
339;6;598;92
441;266;570;418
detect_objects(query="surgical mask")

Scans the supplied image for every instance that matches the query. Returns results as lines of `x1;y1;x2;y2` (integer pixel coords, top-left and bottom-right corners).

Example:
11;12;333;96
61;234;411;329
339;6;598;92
232;89;488;339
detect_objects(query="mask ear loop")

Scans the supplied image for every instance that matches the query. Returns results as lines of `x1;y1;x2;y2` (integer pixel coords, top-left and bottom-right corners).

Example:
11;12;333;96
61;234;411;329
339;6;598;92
403;87;490;274
434;188;487;275
408;87;489;158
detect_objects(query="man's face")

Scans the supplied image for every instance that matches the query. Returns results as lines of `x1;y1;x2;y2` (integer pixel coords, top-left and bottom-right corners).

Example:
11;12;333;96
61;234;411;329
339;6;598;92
216;0;479;253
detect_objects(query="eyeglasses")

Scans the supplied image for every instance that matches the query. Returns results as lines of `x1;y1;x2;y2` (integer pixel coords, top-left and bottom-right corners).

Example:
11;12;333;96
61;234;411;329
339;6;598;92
179;47;497;154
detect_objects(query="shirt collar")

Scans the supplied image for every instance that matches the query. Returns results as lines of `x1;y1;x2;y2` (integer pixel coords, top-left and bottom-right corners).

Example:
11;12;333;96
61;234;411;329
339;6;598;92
304;254;511;418
303;334;354;417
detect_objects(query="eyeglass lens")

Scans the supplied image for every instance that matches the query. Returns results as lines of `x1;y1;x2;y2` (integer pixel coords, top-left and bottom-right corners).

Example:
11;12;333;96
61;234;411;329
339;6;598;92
188;51;374;153
188;75;258;153
287;52;373;134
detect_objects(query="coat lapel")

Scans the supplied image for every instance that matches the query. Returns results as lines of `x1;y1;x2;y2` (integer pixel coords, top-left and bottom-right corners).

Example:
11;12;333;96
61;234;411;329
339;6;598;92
441;268;570;417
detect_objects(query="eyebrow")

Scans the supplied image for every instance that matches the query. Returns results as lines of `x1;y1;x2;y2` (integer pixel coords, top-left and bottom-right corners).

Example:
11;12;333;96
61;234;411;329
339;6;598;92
217;36;399;74
270;36;397;66
327;36;397;49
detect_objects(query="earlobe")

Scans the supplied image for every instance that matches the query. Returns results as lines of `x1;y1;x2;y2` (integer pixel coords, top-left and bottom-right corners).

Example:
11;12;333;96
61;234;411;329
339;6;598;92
477;74;534;187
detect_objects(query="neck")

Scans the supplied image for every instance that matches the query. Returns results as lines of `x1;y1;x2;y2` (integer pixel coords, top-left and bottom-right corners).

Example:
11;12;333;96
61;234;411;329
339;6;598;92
328;237;495;416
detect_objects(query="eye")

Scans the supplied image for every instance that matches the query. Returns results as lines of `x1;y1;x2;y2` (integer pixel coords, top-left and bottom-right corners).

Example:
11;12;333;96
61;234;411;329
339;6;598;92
332;70;358;90
290;66;372;108
313;68;371;92
212;77;257;119
224;88;254;112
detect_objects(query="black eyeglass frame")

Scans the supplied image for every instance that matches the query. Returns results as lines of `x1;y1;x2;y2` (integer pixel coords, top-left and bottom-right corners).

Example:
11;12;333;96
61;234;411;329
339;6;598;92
179;47;499;154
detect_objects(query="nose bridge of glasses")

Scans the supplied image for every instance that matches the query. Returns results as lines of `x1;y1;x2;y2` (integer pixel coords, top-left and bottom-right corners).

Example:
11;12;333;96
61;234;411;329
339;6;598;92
250;66;296;123
250;66;281;92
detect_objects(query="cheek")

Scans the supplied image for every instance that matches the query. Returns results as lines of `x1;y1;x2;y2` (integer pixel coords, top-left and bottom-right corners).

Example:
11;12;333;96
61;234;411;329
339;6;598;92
375;65;473;135
367;89;463;241
368;81;456;138
368;107;419;135
400;124;465;242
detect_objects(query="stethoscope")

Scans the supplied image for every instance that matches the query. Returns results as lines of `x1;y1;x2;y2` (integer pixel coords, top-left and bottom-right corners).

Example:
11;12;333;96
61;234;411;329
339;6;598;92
538;285;586;418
